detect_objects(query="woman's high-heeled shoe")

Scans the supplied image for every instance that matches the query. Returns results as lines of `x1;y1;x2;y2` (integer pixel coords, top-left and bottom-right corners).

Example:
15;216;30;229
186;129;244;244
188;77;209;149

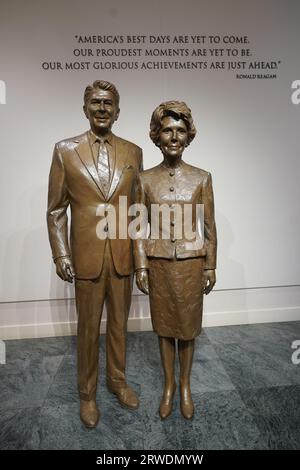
180;383;194;419
159;383;176;419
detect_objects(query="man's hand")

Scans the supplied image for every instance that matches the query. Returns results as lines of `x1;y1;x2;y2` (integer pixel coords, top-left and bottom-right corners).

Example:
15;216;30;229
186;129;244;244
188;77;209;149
203;269;216;295
55;256;75;283
136;268;149;295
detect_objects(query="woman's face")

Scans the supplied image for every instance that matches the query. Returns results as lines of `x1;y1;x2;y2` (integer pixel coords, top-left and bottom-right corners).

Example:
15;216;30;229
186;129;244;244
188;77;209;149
158;116;188;159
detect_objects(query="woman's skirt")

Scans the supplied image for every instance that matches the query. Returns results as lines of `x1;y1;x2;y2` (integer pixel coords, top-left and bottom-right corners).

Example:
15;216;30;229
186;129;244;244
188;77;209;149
148;257;204;340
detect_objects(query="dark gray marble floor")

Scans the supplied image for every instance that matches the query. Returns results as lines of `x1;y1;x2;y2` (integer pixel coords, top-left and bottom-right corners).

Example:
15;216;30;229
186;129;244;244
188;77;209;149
0;321;300;450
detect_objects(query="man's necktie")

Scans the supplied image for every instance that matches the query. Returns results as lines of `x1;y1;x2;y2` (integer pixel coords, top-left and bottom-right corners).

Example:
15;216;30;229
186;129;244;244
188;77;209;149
97;139;110;197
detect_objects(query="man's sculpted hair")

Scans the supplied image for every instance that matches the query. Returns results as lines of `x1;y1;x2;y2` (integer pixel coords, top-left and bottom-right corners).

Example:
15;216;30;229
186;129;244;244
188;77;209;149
84;80;120;108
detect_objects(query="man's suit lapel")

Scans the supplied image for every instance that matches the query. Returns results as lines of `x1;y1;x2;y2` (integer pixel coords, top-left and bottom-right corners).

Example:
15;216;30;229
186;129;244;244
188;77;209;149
74;132;106;199
107;138;128;200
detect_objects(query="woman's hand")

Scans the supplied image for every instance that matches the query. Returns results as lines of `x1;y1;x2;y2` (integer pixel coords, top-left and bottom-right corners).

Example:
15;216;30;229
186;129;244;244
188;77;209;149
203;269;216;295
136;268;149;295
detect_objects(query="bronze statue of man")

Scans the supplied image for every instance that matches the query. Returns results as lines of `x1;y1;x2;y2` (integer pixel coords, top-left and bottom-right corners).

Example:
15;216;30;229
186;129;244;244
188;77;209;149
47;80;143;428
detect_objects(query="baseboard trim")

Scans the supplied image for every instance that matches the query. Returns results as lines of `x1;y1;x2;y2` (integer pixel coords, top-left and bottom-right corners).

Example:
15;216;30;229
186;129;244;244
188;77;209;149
1;306;299;340
1;285;300;339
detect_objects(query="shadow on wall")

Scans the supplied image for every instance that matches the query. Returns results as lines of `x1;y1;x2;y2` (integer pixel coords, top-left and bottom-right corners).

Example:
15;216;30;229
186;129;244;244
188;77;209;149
0;185;76;335
206;208;249;322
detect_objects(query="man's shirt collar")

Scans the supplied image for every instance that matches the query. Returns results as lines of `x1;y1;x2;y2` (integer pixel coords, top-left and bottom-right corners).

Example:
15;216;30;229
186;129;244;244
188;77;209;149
89;130;114;146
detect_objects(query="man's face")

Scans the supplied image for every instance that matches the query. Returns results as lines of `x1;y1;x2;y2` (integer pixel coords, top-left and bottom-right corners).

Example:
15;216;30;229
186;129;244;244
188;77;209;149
83;89;119;135
158;116;188;159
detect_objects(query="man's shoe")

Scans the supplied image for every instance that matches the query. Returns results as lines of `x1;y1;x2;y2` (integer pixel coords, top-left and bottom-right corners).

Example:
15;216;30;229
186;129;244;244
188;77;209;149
109;385;139;410
80;399;100;428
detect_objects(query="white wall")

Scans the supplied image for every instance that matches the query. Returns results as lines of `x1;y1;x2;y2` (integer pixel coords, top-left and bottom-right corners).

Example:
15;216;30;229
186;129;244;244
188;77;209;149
0;0;300;339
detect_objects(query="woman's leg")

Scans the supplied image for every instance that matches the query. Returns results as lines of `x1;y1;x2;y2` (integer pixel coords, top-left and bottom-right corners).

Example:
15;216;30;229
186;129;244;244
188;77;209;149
178;339;195;419
158;336;176;419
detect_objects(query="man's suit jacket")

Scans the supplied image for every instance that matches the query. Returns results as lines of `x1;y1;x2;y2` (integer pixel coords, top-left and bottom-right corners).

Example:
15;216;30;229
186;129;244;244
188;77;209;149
134;161;217;270
47;131;143;279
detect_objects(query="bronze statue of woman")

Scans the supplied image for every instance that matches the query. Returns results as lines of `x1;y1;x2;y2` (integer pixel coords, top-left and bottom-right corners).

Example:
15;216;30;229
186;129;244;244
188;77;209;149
135;101;217;419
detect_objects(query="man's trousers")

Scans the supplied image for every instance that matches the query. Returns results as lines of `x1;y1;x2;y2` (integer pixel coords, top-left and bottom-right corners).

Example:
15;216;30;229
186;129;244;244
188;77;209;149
75;243;133;401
